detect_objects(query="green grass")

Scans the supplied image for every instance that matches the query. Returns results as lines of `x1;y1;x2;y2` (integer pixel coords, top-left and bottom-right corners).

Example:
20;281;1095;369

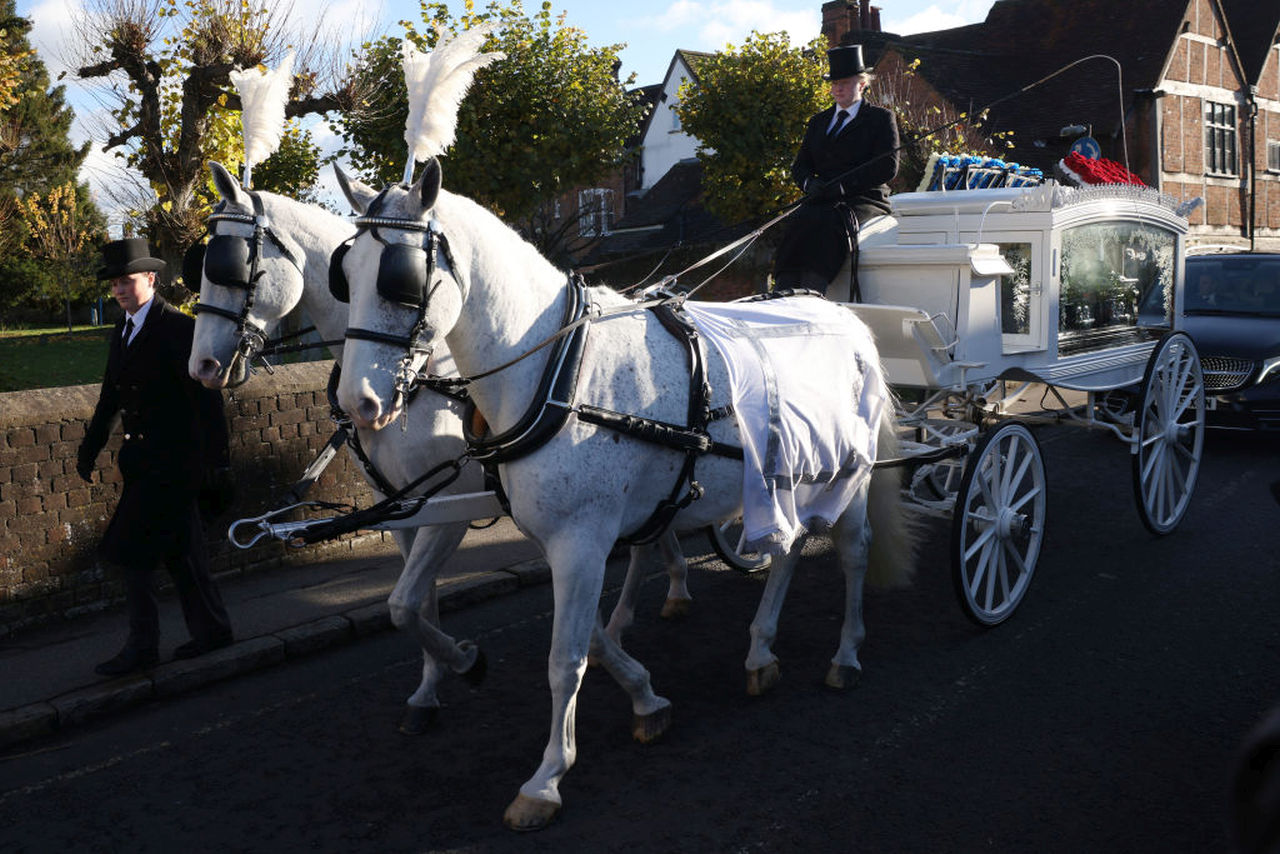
0;327;113;392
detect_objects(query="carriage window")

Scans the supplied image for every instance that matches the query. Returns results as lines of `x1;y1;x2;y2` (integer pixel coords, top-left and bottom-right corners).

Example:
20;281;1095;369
1058;220;1175;355
999;242;1034;335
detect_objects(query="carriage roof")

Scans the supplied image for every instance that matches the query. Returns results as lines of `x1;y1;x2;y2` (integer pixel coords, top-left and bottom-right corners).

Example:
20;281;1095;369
845;180;1192;392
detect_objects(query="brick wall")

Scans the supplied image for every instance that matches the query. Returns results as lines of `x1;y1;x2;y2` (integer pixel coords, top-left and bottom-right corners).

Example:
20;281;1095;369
0;360;397;638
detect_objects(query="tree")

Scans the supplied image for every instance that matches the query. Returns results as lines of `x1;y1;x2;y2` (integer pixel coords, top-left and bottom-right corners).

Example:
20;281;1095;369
16;182;106;328
337;0;646;255
674;31;829;226
72;0;362;294
873;55;1011;192
0;0;104;318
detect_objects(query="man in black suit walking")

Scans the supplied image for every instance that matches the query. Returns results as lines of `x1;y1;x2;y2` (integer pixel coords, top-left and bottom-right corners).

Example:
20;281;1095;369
77;238;234;676
772;41;899;294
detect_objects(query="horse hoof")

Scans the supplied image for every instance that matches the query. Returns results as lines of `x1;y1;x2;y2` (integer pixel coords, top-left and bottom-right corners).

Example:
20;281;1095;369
459;644;487;687
824;663;862;691
746;660;781;696
660;596;691;620
503;793;560;832
399;704;438;735
631;703;673;743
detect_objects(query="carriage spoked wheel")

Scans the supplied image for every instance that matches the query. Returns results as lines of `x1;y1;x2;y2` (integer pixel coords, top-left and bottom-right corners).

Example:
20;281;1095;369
1132;331;1205;535
950;421;1046;627
706;518;773;573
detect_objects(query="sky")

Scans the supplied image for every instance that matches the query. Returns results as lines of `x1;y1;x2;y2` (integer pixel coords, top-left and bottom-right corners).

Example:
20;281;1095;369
15;0;998;230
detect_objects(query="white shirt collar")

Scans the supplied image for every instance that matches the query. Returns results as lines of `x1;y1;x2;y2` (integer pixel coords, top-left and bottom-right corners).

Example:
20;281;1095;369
828;98;863;133
124;296;155;343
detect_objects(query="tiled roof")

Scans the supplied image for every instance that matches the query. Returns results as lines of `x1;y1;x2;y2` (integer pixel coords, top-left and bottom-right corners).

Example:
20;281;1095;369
868;0;1193;173
674;50;712;83
1219;0;1280;83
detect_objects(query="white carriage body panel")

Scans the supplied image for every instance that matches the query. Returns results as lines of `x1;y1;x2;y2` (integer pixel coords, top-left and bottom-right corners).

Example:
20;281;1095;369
847;182;1191;392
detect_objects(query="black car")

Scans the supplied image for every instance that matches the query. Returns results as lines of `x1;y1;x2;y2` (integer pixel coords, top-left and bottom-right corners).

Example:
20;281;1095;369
1181;252;1280;430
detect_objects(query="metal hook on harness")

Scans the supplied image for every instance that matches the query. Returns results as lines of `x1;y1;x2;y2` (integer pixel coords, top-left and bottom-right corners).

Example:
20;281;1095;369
228;502;325;549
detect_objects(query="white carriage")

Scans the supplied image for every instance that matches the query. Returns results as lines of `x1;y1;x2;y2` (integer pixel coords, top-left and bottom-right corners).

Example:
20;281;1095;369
823;180;1205;626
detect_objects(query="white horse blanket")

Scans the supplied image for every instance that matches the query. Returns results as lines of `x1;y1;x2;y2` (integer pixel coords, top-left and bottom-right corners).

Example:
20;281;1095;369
684;296;885;555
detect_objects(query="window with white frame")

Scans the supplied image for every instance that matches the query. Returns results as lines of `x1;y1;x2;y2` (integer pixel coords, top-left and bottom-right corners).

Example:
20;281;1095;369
578;188;614;237
1268;140;1280;173
1204;101;1237;175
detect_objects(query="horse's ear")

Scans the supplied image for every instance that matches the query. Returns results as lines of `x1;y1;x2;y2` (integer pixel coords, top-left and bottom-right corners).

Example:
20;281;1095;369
210;161;248;206
334;164;377;215
416;158;442;210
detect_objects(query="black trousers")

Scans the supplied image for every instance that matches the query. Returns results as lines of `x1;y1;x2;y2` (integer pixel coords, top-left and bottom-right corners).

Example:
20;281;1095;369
119;507;231;651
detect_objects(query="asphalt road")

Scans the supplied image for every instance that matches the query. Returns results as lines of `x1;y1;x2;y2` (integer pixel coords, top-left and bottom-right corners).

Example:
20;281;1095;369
1;423;1277;853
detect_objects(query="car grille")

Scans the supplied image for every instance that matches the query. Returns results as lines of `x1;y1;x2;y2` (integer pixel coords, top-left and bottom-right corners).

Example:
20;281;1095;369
1201;355;1256;392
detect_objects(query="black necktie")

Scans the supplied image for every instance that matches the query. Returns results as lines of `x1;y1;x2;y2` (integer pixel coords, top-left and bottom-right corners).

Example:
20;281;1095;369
829;109;849;138
123;318;134;347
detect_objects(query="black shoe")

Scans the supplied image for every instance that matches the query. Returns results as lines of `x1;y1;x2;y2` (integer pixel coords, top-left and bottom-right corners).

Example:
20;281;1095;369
173;634;233;660
94;647;159;677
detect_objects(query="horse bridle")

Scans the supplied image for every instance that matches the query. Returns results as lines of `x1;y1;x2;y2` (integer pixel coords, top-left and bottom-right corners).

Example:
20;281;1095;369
188;191;305;371
331;190;461;403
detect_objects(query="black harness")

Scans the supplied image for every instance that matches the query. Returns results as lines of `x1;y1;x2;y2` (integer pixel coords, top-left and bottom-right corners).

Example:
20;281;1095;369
461;279;741;545
461;274;591;464
187;192;305;369
337;188;746;546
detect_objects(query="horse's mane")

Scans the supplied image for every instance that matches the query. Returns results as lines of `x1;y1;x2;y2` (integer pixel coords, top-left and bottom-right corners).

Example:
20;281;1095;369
429;187;635;310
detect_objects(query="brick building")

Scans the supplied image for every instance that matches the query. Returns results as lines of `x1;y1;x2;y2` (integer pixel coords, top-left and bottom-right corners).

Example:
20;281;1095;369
824;0;1280;251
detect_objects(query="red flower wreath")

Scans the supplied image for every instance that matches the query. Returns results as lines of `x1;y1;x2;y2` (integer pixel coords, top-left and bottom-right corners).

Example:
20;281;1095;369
1059;151;1145;186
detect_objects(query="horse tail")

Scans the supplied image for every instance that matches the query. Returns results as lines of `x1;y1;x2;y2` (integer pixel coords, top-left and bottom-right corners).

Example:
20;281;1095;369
865;392;917;589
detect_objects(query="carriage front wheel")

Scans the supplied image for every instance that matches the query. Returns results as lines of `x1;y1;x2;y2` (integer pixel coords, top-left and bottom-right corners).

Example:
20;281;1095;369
951;421;1047;627
1132;331;1205;535
706;519;772;573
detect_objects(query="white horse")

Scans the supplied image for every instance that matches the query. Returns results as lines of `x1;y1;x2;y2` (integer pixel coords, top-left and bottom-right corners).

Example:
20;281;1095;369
331;158;914;830
187;162;693;734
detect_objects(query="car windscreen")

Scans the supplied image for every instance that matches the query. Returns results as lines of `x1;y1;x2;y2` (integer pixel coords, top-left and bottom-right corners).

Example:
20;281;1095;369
1186;256;1280;317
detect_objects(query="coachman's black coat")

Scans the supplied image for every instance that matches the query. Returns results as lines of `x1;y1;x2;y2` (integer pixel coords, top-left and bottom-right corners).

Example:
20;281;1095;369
79;295;230;566
773;101;900;285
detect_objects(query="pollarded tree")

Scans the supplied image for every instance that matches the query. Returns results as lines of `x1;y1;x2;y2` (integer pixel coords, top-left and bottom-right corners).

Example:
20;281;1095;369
673;31;829;227
337;0;646;254
72;0;362;287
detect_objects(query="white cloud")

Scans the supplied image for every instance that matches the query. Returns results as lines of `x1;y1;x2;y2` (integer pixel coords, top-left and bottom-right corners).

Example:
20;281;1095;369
643;1;819;46
24;0;81;83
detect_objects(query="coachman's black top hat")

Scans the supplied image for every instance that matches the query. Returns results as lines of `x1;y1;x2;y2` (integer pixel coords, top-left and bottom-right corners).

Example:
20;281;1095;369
98;237;166;280
826;43;870;81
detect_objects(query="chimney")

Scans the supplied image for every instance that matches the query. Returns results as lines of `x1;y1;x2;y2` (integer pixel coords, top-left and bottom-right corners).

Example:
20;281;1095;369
820;2;883;46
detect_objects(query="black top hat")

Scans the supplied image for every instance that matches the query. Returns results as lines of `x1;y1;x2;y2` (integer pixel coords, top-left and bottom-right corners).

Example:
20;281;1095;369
98;238;166;280
826;44;870;81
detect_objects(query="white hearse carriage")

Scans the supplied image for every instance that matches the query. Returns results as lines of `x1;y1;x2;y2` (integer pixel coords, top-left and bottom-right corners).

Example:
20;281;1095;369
826;181;1203;625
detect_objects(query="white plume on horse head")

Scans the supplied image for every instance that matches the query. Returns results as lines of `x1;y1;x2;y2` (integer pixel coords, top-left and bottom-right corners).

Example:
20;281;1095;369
230;51;295;183
402;24;504;169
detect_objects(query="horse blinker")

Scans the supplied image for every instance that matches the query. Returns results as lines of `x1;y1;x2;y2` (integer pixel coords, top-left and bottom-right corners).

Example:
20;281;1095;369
329;239;352;303
330;236;431;308
182;242;206;293
378;243;429;307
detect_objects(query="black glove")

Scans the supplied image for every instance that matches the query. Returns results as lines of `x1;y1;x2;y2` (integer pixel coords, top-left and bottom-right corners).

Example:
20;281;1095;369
198;466;236;519
76;450;95;483
811;178;844;202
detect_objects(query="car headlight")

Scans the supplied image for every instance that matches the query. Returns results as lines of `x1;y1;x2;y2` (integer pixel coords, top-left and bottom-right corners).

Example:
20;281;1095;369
1258;356;1280;384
